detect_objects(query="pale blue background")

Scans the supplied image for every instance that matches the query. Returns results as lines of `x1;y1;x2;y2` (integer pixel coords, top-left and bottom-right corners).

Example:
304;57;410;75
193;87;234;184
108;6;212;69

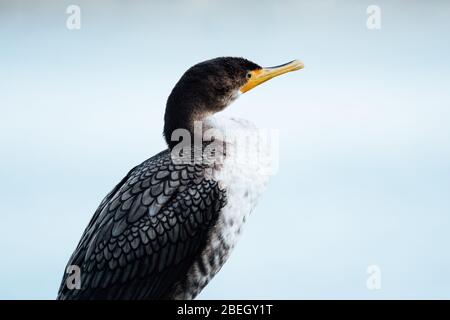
1;0;450;299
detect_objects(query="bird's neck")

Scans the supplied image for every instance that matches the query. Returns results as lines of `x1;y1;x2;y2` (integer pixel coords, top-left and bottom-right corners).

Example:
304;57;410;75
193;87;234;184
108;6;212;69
164;106;209;149
163;89;240;149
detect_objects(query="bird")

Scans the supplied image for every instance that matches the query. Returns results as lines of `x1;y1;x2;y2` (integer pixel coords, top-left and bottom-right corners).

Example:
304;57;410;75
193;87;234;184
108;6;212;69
57;57;304;300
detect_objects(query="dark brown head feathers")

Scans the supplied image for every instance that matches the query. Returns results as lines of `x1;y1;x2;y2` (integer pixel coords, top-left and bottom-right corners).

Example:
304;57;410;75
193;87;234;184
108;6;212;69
163;57;261;148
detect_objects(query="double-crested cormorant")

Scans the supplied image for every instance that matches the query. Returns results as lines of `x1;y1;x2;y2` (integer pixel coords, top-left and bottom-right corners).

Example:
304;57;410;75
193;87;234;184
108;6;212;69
57;57;304;300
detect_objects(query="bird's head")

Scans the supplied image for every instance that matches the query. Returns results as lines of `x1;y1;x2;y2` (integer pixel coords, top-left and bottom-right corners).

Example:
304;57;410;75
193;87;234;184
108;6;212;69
164;57;304;148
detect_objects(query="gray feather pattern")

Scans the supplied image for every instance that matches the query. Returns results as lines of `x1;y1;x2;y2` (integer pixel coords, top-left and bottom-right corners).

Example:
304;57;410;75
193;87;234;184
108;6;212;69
57;149;226;300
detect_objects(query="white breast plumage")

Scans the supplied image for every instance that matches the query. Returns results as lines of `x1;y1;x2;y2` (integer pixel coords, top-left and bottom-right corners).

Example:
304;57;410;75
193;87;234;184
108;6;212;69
212;116;271;248
172;116;274;299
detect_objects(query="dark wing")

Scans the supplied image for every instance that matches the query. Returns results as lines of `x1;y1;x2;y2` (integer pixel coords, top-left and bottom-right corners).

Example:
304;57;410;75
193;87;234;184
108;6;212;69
57;150;226;299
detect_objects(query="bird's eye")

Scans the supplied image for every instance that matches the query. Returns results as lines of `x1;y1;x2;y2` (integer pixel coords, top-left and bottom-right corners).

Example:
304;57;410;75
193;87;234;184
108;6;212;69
246;72;252;79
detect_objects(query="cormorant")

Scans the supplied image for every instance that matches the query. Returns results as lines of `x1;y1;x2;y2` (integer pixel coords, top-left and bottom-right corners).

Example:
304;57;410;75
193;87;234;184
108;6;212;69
57;57;304;299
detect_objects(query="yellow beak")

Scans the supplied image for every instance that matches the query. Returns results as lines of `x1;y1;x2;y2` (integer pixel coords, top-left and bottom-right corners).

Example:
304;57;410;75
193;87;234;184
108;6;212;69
239;59;304;93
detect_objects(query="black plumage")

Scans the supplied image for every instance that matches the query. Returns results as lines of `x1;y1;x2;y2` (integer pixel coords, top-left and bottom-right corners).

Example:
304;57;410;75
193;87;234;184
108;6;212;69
58;150;226;299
